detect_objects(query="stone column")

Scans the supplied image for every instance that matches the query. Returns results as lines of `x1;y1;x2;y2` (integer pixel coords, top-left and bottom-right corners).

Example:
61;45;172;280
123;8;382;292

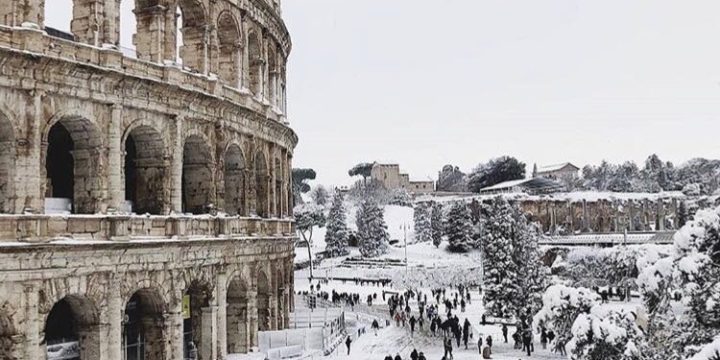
107;104;124;212
168;301;184;360
103;282;122;360
22;283;40;360
216;272;228;359
247;137;257;216
200;306;217;360
170;116;183;213
135;5;168;63
268;293;277;331
18;90;44;213
247;286;258;348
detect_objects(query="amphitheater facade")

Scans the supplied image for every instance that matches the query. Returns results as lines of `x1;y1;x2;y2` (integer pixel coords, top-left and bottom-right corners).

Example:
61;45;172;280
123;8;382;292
0;0;297;359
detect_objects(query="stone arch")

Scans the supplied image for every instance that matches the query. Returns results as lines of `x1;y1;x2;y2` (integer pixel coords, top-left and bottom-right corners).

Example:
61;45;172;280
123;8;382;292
273;157;283;218
256;267;271;331
254;151;269;218
43;115;103;214
176;0;208;72
43;294;100;360
123;124;167;214
217;11;242;87
0;111;15;214
226;276;250;354
182;134;215;214
247;30;263;97
124;287;168;360
182;279;213;360
223;143;246;216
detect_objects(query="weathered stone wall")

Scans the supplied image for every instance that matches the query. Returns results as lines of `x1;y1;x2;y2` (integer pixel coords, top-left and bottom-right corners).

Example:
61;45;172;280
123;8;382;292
0;0;297;358
0;238;295;360
519;198;680;234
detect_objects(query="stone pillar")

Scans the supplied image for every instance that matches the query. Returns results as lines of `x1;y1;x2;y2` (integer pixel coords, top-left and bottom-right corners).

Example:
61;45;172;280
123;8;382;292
170;116;183;213
135;5;168;63
216;272;228;359
240;19;250;92
72;0;104;46
247;286;258;348
200;306;217;360
22;283;40;360
18;90;44;213
103;283;122;360
268;293;277;330
107;104;124;212
247;137;257;216
168;302;184;360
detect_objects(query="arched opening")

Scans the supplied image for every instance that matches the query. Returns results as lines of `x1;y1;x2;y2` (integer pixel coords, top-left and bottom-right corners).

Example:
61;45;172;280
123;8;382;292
217;11;242;87
0;310;17;359
224;145;246;216
183;281;212;360
44;295;100;360
182;135;214;214
254;152;269;218
256;271;271;331
226;278;249;354
0;113;15;214
274;158;283;218
43;0;74;40
119;0;138;57
124;126;166;214
176;0;207;72
123;289;166;360
45;117;102;214
247;32;263;97
267;46;277;107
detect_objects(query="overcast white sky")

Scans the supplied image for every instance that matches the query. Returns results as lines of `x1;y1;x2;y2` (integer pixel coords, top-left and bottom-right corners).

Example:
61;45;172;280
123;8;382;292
46;0;720;186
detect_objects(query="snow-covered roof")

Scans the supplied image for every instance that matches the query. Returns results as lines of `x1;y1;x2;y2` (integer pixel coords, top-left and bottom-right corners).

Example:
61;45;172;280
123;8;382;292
537;162;579;173
415;190;686;204
478;177;564;193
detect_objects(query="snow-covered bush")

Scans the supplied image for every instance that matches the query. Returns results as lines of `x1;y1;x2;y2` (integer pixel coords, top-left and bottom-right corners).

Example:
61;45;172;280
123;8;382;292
534;285;600;352
568;307;642;360
635;205;720;357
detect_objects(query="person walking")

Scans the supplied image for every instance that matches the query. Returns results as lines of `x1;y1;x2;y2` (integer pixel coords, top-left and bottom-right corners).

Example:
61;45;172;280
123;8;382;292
409;315;417;336
417;352;426;360
486;335;493;353
462;318;471;349
541;328;548;350
410;348;418;360
502;323;508;343
393;353;402;360
345;336;352;355
522;329;533;356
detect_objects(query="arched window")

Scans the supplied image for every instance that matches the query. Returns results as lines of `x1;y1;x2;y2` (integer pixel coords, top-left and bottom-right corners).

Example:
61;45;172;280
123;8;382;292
44;295;100;360
217;12;242;87
124;289;167;360
176;0;207;72
124;125;166;214
43;0;74;40
182;135;214;214
44;116;102;214
247;31;263;97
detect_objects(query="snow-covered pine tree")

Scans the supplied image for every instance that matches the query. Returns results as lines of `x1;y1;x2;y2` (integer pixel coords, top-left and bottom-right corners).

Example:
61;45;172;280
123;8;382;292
511;206;547;312
445;202;474;253
324;191;349;257
356;200;389;258
431;202;444;248
482;196;521;317
413;202;432;243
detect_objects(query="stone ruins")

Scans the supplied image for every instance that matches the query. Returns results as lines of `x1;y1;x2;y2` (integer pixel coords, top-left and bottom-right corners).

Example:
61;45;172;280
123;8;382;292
0;0;296;359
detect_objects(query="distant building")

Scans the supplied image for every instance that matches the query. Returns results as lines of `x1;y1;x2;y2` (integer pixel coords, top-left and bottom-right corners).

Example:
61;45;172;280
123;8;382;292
370;163;435;194
533;162;580;183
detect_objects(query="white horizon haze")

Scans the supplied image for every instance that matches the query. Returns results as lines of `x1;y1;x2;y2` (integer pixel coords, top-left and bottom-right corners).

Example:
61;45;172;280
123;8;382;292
44;0;720;187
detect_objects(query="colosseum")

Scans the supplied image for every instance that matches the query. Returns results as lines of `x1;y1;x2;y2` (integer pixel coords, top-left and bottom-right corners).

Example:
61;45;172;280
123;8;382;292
0;0;296;359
